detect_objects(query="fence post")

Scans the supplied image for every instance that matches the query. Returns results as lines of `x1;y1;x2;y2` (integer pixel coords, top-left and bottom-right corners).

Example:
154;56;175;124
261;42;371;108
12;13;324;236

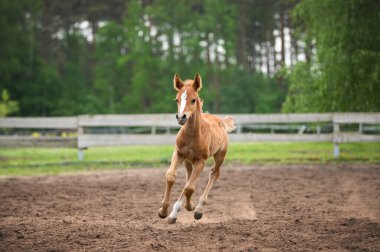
237;124;242;134
333;123;340;158
77;119;84;161
151;126;156;135
78;148;84;161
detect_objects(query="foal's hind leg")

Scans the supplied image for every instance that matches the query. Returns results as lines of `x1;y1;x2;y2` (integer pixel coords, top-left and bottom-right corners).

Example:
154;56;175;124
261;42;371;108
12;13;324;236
194;150;225;220
158;151;183;219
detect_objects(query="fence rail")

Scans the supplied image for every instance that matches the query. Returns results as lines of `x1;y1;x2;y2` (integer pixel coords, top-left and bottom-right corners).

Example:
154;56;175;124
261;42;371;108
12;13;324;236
1;113;379;160
0;117;77;129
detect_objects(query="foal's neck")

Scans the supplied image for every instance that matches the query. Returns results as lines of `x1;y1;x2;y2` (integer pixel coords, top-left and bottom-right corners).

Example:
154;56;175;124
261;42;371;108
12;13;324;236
185;100;203;137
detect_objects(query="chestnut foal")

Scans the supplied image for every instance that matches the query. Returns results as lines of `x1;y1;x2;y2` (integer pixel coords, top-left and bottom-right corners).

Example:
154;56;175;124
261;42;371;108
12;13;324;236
158;73;235;224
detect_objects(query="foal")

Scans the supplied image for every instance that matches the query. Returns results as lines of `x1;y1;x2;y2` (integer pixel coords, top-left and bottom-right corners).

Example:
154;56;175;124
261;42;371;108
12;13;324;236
158;73;235;224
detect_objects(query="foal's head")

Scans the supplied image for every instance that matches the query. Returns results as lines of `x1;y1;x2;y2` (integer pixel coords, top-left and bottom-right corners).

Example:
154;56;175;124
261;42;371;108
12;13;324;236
173;73;202;125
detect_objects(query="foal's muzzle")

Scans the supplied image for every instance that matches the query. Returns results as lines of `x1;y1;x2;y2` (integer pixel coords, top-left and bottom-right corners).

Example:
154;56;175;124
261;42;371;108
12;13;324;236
176;113;187;125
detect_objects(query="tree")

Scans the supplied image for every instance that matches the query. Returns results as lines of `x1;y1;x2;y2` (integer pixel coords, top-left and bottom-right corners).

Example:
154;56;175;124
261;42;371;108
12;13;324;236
284;0;380;112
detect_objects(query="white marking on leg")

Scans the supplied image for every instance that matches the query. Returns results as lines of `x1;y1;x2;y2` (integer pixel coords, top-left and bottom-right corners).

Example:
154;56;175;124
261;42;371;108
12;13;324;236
169;197;185;219
179;90;187;114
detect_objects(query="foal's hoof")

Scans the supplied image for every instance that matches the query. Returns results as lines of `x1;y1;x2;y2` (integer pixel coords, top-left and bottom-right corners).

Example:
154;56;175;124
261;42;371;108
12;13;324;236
158;208;167;219
158;211;167;219
194;211;203;220
168;217;177;224
184;203;195;211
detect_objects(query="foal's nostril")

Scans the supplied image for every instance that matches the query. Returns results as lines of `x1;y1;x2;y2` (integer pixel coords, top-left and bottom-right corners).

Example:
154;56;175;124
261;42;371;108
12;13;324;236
176;114;179;119
181;114;186;120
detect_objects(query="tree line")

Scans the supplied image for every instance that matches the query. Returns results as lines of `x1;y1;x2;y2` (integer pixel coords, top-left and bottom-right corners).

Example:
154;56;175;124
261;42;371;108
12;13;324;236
0;0;378;116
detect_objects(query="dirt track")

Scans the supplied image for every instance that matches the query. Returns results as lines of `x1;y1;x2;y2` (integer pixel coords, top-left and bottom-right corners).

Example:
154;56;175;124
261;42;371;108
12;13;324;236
1;164;379;251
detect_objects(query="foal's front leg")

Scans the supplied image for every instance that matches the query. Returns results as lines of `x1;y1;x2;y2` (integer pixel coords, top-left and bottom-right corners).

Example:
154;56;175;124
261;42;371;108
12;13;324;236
158;151;183;219
168;159;206;224
183;161;195;211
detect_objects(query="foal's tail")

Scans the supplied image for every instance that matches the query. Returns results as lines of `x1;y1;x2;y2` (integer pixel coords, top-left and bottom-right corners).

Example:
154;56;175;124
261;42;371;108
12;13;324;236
222;116;236;133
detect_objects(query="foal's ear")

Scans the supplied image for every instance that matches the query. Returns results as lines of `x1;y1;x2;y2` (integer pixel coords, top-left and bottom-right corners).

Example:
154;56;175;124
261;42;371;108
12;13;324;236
173;74;184;91
193;73;202;91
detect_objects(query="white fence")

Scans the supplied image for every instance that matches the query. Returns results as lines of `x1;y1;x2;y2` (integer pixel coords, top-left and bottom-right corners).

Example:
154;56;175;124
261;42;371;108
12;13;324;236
0;113;379;160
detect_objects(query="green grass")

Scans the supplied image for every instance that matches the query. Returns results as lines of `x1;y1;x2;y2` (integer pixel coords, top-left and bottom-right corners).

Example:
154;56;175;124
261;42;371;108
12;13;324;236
0;142;379;176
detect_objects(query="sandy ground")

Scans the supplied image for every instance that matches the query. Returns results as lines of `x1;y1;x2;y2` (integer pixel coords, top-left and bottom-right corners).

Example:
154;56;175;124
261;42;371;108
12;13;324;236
0;164;379;251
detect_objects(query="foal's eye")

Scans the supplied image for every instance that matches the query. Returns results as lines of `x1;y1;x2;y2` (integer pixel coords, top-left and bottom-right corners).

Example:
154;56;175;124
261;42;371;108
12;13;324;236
174;99;178;103
191;99;196;104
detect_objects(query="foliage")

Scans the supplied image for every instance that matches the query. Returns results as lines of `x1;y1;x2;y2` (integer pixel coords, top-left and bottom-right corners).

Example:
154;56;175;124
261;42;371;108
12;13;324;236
0;90;19;116
221;68;286;113
0;0;291;116
0;0;377;116
284;0;380;112
282;62;320;112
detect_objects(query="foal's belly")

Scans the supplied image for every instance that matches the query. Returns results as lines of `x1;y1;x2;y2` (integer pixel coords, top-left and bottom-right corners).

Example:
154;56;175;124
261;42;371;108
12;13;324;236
177;130;226;162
